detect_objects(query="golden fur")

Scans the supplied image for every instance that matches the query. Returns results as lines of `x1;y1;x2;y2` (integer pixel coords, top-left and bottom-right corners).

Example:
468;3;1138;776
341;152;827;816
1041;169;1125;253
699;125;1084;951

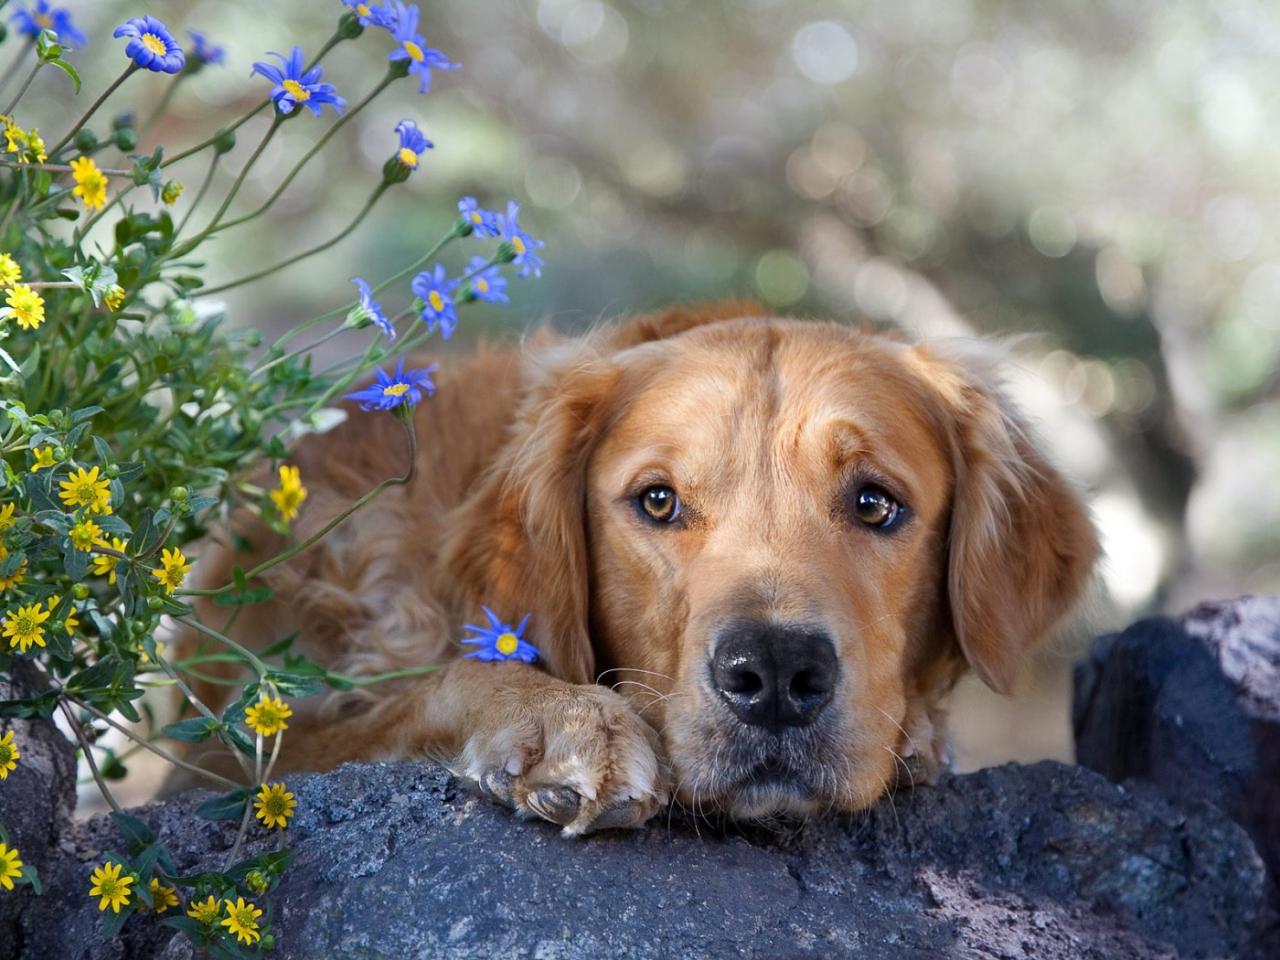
169;304;1099;833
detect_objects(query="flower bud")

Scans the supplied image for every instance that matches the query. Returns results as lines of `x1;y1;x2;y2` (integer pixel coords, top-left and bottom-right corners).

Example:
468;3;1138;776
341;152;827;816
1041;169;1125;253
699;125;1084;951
337;12;365;39
161;180;184;205
147;596;164;611
245;869;269;893
104;285;126;311
113;127;138;151
73;129;98;152
214;128;237;155
381;155;412;185
53;446;67;459
73;583;91;600
495;241;517;264
112;112;135;132
105;464;120;478
245;330;262;348
169;486;189;500
453;217;474;238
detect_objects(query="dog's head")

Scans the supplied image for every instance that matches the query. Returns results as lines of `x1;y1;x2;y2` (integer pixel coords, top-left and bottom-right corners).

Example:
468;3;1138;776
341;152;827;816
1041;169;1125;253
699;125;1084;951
446;306;1098;819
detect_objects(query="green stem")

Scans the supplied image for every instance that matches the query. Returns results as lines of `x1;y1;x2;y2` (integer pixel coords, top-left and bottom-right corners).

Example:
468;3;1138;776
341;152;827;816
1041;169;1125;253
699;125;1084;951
200;181;390;296
212;71;398;236
174;151;220;237
187;114;283;241
50;63;138;156
58;699;125;816
0;38;34;98
179;416;417;597
175;615;270;677
251;323;349;380
161;99;268;168
1;58;43;115
139;73;185;140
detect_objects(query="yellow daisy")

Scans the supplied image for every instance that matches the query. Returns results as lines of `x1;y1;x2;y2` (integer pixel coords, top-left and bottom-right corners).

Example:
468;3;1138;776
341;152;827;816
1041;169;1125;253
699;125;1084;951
186;894;220;924
0;730;19;780
268;464;307;522
29;447;55;472
2;602;49;653
151;546;192;594
148;877;179;913
220;897;263;945
0;502;14;530
0;544;26;592
45;596;78;634
0;842;22;891
88;861;133;913
4;283;44;331
253;782;297;830
58;465;110;514
70;155;108;212
69;518;103;552
0;253;21;288
244;694;291;737
91;536;128;585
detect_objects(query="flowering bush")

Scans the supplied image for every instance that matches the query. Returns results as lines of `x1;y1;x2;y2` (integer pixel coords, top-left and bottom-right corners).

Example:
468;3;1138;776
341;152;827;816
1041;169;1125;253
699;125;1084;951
0;2;542;953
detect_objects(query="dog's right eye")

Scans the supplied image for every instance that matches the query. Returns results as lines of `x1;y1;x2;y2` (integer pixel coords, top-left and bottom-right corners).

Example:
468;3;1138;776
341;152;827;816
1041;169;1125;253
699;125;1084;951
638;485;681;524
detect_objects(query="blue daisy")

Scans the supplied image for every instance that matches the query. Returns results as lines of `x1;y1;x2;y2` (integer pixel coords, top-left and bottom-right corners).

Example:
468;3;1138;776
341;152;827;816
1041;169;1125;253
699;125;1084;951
394;119;433;172
345;358;436;411
411;264;460;339
462;607;538;663
498;201;545;278
457;196;499;238
342;0;392;29
252;46;346;117
386;1;459;94
352;277;396;341
114;16;185;74
464;257;508;305
11;2;87;48
187;30;225;69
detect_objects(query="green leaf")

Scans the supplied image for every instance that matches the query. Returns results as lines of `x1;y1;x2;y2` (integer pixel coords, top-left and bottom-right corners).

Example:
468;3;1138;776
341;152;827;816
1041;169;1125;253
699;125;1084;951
101;904;133;939
99;748;128;780
110;811;155;853
46;58;80;93
19;862;41;895
162;716;220;743
73;406;106;426
195;787;250;821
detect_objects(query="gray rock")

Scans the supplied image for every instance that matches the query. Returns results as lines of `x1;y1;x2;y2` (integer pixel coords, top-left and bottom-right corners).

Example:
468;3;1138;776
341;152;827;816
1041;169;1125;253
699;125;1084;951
1074;594;1280;933
9;758;1270;960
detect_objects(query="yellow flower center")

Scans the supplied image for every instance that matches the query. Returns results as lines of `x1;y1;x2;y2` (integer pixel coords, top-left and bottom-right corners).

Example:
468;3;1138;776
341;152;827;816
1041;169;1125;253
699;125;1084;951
0;744;12;765
512;236;527;256
282;79;311;102
475;278;490;294
403;40;425;62
141;33;167;56
163;567;183;588
384;382;410;398
35;13;52;28
428;290;445;312
469;211;483;224
496;632;519;655
398;146;419;168
356;3;371;15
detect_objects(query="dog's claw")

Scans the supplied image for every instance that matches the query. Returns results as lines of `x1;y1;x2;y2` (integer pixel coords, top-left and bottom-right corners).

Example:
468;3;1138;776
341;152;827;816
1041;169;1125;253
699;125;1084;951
524;785;581;825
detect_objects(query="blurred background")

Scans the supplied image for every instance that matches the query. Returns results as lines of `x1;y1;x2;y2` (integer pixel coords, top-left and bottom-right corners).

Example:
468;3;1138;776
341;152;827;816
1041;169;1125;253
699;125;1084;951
19;0;1280;795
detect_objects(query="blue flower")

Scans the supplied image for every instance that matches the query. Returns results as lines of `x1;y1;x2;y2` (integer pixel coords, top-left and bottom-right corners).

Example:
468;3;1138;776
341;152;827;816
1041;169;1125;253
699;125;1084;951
345;358;436;411
386;1;459;94
342;0;392;28
252;46;346;117
187;30;225;68
394;120;432;171
113;16;185;74
498;201;545;278
464;257;508;305
462;607;538;663
352;277;396;340
457;197;499;238
411;265;460;339
11;2;86;48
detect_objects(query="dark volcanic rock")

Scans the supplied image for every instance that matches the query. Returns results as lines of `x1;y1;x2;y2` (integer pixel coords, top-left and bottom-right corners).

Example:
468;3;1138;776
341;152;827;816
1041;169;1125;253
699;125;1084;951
10;759;1269;960
1074;594;1280;924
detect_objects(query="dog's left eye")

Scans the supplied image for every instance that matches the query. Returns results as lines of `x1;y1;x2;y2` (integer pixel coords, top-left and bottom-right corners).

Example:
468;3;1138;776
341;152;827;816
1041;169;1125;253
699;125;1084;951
851;485;904;530
638;485;681;524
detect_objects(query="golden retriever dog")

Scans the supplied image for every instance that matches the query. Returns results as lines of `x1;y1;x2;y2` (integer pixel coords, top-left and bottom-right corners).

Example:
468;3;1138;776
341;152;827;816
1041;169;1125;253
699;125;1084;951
171;303;1099;834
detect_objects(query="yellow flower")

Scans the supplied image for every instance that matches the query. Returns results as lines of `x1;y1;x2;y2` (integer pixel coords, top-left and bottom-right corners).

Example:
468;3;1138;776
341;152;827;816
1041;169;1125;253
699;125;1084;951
161;180;183;205
58;465;111;514
88;861;134;913
2;116;22;154
148;877;179;913
45;596;78;634
29;447;55;472
220;897;263;945
244;694;291;737
0;545;26;592
4;283;44;331
0;730;19;780
2;117;45;164
186;894;220;924
104;284;126;311
91;536;128;584
268;464;307;523
0;842;22;891
0;502;14;530
70;156;107;212
151;546;192;594
253;782;296;830
26;129;45;163
2;602;49;653
0;253;21;288
69;518;103;552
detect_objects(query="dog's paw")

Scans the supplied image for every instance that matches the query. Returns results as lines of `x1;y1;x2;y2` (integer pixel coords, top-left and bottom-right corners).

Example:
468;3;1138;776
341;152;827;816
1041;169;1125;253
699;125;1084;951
455;681;670;836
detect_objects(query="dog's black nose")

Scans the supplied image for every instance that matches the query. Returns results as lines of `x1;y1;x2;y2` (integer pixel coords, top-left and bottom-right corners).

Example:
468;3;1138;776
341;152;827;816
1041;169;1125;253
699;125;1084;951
710;622;838;731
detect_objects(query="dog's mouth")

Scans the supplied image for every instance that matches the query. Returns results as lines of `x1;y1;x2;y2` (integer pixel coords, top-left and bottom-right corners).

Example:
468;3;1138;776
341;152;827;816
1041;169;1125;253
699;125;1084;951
693;755;824;819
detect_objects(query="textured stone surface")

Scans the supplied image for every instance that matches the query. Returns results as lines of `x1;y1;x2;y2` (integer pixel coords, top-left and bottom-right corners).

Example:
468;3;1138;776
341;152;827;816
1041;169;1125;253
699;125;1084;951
1074;593;1280;936
9;759;1271;960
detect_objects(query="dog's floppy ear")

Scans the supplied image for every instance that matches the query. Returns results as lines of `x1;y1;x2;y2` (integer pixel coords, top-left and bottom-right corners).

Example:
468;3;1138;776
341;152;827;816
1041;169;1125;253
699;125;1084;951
440;345;618;685
921;344;1099;694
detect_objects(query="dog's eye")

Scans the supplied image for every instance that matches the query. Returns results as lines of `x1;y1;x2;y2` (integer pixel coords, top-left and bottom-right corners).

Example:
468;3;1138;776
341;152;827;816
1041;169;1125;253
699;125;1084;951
852;485;903;530
638;485;681;524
